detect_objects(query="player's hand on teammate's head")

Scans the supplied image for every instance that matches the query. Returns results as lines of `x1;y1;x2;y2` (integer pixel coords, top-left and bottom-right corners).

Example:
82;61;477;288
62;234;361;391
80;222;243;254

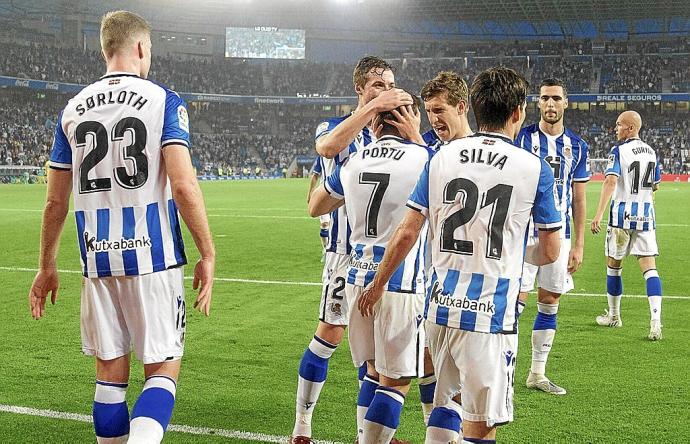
28;268;59;320
371;114;385;138
192;257;215;316
372;88;413;113
384;105;422;142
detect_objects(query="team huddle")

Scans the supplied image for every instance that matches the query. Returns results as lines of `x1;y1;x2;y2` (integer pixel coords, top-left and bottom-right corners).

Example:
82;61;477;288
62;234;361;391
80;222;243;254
24;10;665;444
294;56;665;444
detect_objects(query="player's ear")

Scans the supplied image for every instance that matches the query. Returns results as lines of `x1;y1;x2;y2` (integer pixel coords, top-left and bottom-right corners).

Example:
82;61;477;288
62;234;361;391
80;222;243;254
137;41;144;60
456;100;466;116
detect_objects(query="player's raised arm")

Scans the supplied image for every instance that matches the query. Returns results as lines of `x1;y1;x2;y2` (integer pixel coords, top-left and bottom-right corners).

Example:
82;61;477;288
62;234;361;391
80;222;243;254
29;168;72;320
163;145;215;316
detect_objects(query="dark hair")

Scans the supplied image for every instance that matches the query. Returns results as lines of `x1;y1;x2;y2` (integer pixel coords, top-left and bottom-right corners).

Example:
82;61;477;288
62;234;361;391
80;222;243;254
539;78;568;97
379;90;422;135
421;71;469;106
353;56;394;89
470;67;528;132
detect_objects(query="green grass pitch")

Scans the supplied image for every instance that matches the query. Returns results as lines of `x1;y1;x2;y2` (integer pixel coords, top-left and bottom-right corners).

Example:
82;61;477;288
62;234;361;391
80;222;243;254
0;180;688;443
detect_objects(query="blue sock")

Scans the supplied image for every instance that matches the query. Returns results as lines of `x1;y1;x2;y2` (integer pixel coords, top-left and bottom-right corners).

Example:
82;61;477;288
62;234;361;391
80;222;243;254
357;374;379;437
293;335;337;437
320;228;328;238
644;269;662;321
463;439;496;444
531;302;558;375
363;387;405;443
358;362;367;383
129;375;176;443
426;406;461;443
93;381;129;440
419;373;436;424
607;266;623;316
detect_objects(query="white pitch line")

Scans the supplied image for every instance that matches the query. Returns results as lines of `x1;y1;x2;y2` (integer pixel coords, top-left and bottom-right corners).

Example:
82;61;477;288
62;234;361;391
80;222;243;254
0;404;343;444
1;266;688;299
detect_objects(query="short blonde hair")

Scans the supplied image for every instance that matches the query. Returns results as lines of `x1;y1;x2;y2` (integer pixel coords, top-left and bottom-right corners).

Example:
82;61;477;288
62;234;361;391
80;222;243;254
100;10;151;59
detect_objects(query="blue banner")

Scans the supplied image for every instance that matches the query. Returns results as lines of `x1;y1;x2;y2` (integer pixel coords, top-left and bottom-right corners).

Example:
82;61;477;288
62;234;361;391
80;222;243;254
2;75;689;104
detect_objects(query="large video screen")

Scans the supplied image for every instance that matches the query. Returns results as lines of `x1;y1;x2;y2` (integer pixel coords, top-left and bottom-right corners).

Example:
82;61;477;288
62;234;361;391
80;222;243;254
225;26;305;59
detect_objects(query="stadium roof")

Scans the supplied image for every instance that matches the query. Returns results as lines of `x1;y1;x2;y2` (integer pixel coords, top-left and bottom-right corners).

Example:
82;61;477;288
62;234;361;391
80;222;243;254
3;0;690;27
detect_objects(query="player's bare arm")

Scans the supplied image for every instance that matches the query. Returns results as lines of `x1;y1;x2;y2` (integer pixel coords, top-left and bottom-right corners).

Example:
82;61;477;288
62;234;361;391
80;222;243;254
591;174;618;234
307;173;319;204
569;181;587;273
28;169;72;320
307;186;343;217
531;228;561;266
358;209;426;317
316;88;413;159
163;144;215;316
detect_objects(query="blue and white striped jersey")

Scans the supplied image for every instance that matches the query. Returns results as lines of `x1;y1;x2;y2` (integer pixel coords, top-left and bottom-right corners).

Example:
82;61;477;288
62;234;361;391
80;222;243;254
324;135;434;293
49;72;189;278
422;129;444;151
516;124;590;239
315;114;375;255
407;133;561;334
605;138;661;231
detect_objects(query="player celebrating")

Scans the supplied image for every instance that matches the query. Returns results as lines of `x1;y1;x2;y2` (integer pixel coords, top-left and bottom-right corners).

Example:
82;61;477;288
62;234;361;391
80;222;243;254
357;67;561;444
28;11;215;444
591;110;663;340
307;155;329;260
515;78;590;395
309;95;432;443
421;71;474;144
291;56;413;444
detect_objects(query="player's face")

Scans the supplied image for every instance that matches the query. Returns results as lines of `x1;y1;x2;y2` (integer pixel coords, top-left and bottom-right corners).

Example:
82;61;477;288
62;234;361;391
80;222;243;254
615;118;630;141
359;68;395;104
538;85;567;125
424;94;464;142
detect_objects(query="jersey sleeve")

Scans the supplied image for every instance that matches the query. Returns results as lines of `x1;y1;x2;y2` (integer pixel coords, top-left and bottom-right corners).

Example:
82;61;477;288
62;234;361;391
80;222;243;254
533;158;562;231
654;158;662;184
323;164;344;199
515;128;530;151
48;110;72;171
315;119;337;141
312;157;322;175
572;139;591;182
406;158;431;218
605;146;621;177
161;89;190;148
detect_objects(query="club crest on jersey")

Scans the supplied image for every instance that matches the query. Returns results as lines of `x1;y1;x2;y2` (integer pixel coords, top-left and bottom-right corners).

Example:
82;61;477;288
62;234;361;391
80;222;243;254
563;145;573;159
316;121;329;137
177;105;189;133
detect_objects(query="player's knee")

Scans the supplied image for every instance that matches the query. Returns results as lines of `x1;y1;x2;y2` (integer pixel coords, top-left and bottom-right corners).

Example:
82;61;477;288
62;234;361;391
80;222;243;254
315;322;345;345
607;257;623;268
536;288;560;304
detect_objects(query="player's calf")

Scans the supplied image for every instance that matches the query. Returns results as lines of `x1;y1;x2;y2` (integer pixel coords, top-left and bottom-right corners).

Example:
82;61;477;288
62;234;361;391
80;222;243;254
128;375;177;444
425;401;462;444
362;379;410;444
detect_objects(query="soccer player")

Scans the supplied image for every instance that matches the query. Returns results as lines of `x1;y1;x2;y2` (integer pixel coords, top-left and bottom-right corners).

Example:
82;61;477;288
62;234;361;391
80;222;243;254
27;11;215;444
357;67;561;444
309;95;432;443
307;156;329;258
291;56;414;444
421;71;474;144
591;110;663;340
515;78;590;395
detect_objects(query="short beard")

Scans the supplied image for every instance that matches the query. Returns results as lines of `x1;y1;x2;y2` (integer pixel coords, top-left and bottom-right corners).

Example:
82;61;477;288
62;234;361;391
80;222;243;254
542;112;562;125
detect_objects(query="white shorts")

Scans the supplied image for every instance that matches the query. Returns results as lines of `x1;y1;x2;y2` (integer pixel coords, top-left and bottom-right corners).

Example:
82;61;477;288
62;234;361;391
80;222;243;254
81;267;186;365
520;237;574;294
319;214;330;226
426;321;517;427
318;252;350;325
347;284;425;379
606;226;659;260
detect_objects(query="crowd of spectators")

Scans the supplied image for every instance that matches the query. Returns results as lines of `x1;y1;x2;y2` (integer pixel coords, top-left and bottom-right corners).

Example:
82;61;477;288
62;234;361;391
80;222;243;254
2;39;687;96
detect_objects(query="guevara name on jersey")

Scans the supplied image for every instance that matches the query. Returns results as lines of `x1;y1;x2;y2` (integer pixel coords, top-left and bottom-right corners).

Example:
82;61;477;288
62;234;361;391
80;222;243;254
407;133;561;334
49;72;190;278
605;138;661;231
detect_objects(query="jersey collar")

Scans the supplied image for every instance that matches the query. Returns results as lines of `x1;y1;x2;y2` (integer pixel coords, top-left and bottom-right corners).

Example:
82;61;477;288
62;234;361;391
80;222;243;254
101;71;141;79
471;131;514;145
